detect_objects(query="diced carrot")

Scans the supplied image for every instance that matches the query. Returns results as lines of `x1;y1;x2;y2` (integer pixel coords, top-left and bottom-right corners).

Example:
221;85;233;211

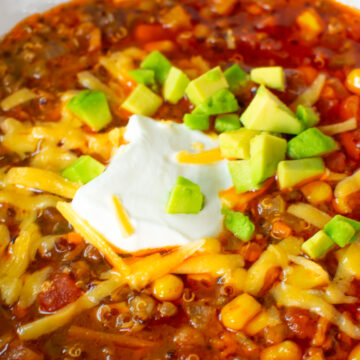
339;95;360;120
296;8;325;41
134;24;169;43
212;0;237;16
144;40;176;53
346;69;360;96
271;221;292;239
88;27;102;52
67;232;83;245
297;66;318;85
246;4;263;16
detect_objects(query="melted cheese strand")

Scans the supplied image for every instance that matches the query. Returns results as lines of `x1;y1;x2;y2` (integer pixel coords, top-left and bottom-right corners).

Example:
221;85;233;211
272;283;360;339
176;148;223;165
111;195;134;238
56;202;130;276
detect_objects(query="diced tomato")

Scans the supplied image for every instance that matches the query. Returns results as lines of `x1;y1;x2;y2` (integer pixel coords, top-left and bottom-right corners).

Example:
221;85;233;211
325;151;347;172
339;129;360;161
339;95;360;120
38;273;81;313
284;308;318;339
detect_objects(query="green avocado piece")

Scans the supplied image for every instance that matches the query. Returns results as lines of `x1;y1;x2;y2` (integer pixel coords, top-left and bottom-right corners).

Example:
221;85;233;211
121;84;163;116
224;64;248;92
183;113;209;131
68;90;112;132
166;176;204;214
220;128;260;159
163;67;190;104
62;155;105;184
301;230;335;259
192;89;239;116
223;209;255;242
296;105;320;128
250;66;285;91
250;133;287;184
215;114;241;133
128;69;156;89
287;128;337;159
228;160;263;194
140;51;172;84
324;215;360;247
185;66;229;106
240;85;304;134
277;158;325;189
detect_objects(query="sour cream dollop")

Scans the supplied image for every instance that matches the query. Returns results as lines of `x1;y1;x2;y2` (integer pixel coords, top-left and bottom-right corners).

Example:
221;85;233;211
72;115;232;253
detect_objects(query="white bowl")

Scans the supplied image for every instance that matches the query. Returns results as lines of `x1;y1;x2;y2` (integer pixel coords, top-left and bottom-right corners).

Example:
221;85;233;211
0;0;359;36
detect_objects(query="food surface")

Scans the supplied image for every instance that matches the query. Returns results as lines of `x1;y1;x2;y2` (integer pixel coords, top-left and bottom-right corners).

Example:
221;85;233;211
2;0;360;359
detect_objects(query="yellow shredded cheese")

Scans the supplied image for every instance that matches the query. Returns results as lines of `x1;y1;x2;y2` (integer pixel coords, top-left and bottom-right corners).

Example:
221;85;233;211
272;283;360;339
111;195;134;238
56;202;130;276
176;148;223;165
318;117;357;135
1;88;36;111
287;202;331;228
5;167;79;199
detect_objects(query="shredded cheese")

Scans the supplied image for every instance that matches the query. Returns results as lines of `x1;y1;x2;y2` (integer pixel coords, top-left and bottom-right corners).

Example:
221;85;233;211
111;195;134;238
5;167;79;199
318;117;357;135
287;202;331;228
1;88;36;111
176;147;223;165
272;283;360;339
56;202;130;276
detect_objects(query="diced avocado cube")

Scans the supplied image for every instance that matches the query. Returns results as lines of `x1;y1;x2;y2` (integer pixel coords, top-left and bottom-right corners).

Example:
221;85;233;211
128;69;156;89
68;90;112;132
287;128;337;159
228;160;263;194
163;67;190;104
121;84;163;116
215;114;241;133
220;128;260;159
302;230;334;259
183;113;209;131
166;176;204;214
277;158;325;189
240;85;304;134
62;155;105;184
193;89;239;116
324;215;360;247
140;51;172;84
224;64;248;92
296;105;320;128
250;66;285;91
250;133;287;184
185;66;229;106
223;209;255;242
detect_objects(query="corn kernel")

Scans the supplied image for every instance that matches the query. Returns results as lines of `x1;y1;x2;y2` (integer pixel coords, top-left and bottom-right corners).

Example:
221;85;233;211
346;69;360;96
301;181;333;205
220;293;261;330
222;268;247;295
244;311;271;336
349;343;360;360
260;341;302;360
152;274;184;301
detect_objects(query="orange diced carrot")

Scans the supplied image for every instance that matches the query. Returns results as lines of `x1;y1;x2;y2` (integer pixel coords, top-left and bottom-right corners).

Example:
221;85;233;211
212;0;237;16
271;221;292;239
144;40;176;53
67;232;83;245
134;24;169;43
